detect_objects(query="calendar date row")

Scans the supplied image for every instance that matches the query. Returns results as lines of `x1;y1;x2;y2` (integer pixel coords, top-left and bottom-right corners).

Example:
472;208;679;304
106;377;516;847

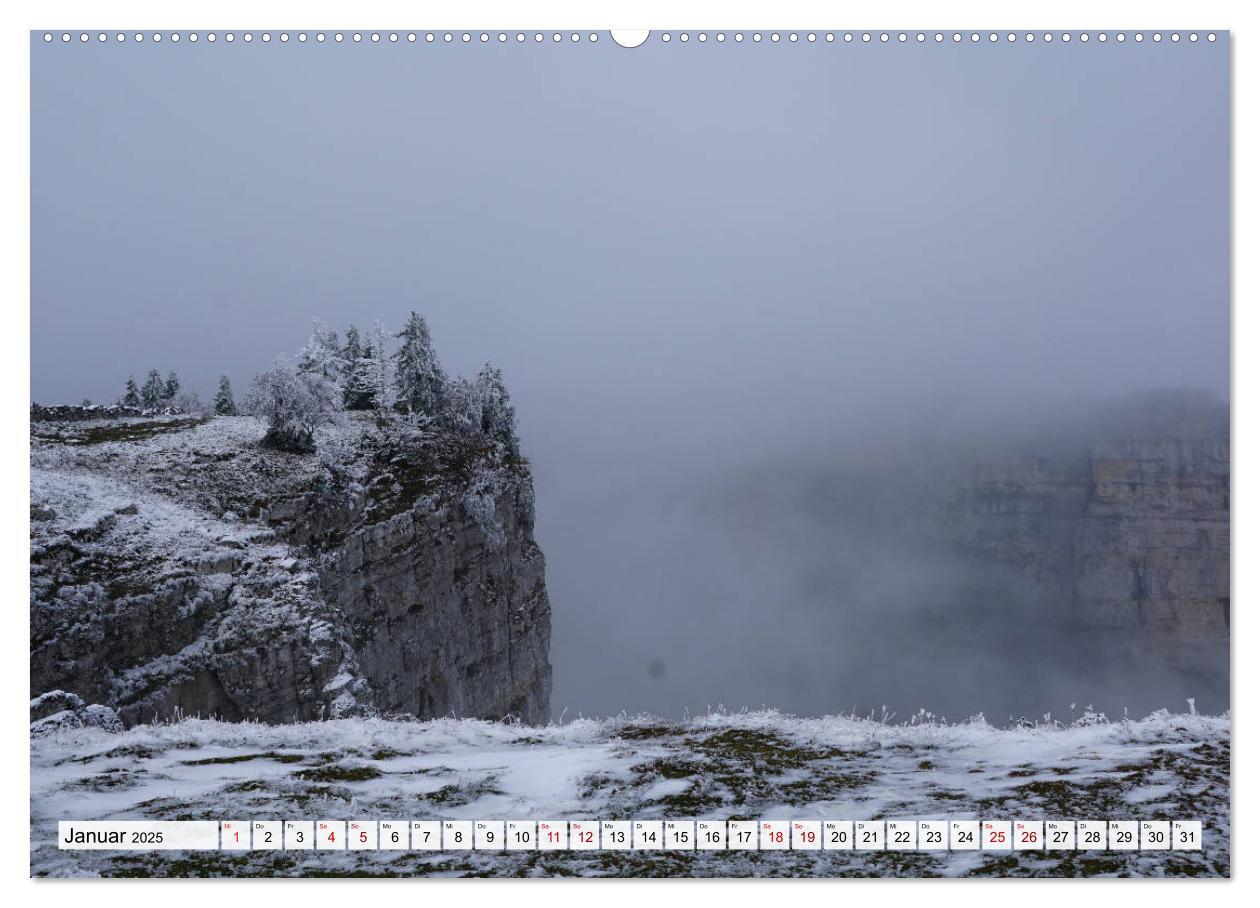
59;819;1203;852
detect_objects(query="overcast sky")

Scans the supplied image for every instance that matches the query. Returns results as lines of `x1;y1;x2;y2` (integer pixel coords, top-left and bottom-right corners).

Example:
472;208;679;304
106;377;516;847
32;34;1229;719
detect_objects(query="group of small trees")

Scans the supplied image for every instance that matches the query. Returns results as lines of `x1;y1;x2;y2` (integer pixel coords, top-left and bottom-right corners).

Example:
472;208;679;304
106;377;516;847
105;315;517;456
296;319;393;412
118;371;237;416
120;370;204;413
121;370;181;409
245;312;520;455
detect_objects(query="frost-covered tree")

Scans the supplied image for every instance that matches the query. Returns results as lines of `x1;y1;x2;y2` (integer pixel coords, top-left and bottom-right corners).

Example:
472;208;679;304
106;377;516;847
214;375;237;416
244;362;340;453
140;370;164;409
342;325;363;370
344;345;379;410
174;390;204;415
443;376;484;435
163;371;181;403
476;363;519;456
366;321;394;411
392;312;445;417
122;376;140;408
341;324;378;410
297;319;345;391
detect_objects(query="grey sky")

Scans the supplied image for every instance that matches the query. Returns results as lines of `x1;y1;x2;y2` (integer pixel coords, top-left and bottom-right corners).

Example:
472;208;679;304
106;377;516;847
32;34;1229;718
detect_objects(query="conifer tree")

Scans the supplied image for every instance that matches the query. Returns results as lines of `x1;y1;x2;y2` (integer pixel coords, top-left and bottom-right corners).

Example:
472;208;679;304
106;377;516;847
141;370;164;408
344;345;378;410
163;371;181;402
341;324;377;410
476;363;519;456
122;376;141;408
367;321;394;411
392;311;445;417
297;319;345;391
342;325;363;371
214;375;237;416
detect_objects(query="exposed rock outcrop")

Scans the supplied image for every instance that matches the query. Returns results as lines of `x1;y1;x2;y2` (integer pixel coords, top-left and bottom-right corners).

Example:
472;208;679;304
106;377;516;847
29;414;552;727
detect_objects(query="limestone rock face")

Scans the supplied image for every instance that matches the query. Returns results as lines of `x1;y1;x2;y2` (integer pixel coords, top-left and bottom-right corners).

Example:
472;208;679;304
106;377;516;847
942;391;1229;675
29;414;552;727
318;484;551;723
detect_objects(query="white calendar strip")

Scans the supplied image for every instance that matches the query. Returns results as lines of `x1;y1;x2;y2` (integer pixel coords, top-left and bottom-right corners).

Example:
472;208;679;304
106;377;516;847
57;819;1204;852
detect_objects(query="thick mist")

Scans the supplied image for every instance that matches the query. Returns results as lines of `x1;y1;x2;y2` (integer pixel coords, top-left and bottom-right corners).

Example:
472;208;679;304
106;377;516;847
31;35;1229;720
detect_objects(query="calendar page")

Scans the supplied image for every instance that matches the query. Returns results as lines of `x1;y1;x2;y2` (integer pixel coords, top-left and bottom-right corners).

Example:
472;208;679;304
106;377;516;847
27;7;1230;882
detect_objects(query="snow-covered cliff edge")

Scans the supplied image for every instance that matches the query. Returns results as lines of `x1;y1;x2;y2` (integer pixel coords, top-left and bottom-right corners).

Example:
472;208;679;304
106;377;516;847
30;413;552;727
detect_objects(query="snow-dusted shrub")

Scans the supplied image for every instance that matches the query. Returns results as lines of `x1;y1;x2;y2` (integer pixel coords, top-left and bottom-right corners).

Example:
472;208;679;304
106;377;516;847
244;362;341;453
1072;707;1109;727
174;390;205;415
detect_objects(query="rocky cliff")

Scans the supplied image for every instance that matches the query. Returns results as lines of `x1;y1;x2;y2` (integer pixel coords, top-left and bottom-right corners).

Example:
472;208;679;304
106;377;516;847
942;390;1229;677
29;413;552;728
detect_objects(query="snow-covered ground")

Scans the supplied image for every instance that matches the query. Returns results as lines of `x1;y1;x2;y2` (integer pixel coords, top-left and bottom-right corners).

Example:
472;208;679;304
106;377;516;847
31;414;371;519
30;710;1229;878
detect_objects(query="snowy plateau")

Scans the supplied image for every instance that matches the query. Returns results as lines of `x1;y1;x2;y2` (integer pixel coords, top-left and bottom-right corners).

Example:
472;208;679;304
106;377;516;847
30;710;1228;877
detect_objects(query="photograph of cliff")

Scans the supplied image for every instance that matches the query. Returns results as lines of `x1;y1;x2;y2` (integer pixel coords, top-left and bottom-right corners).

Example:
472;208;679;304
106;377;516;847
29;29;1228;878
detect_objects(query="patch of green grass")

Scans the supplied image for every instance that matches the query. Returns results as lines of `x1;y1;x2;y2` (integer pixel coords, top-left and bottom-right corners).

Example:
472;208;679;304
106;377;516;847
778;768;877;805
625;728;874;813
979;743;1229;822
182;751;304;766
631;757;707;780
105;853;254;878
964;855;1030;877
71;768;140;791
35;417;210;447
616;724;686;741
222;780;273;794
577;772;622;800
1040;855;1130;878
424;775;504;807
857;851;946;878
656;785;727;815
293;765;382;783
69;744;160;763
977;777;1124;816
